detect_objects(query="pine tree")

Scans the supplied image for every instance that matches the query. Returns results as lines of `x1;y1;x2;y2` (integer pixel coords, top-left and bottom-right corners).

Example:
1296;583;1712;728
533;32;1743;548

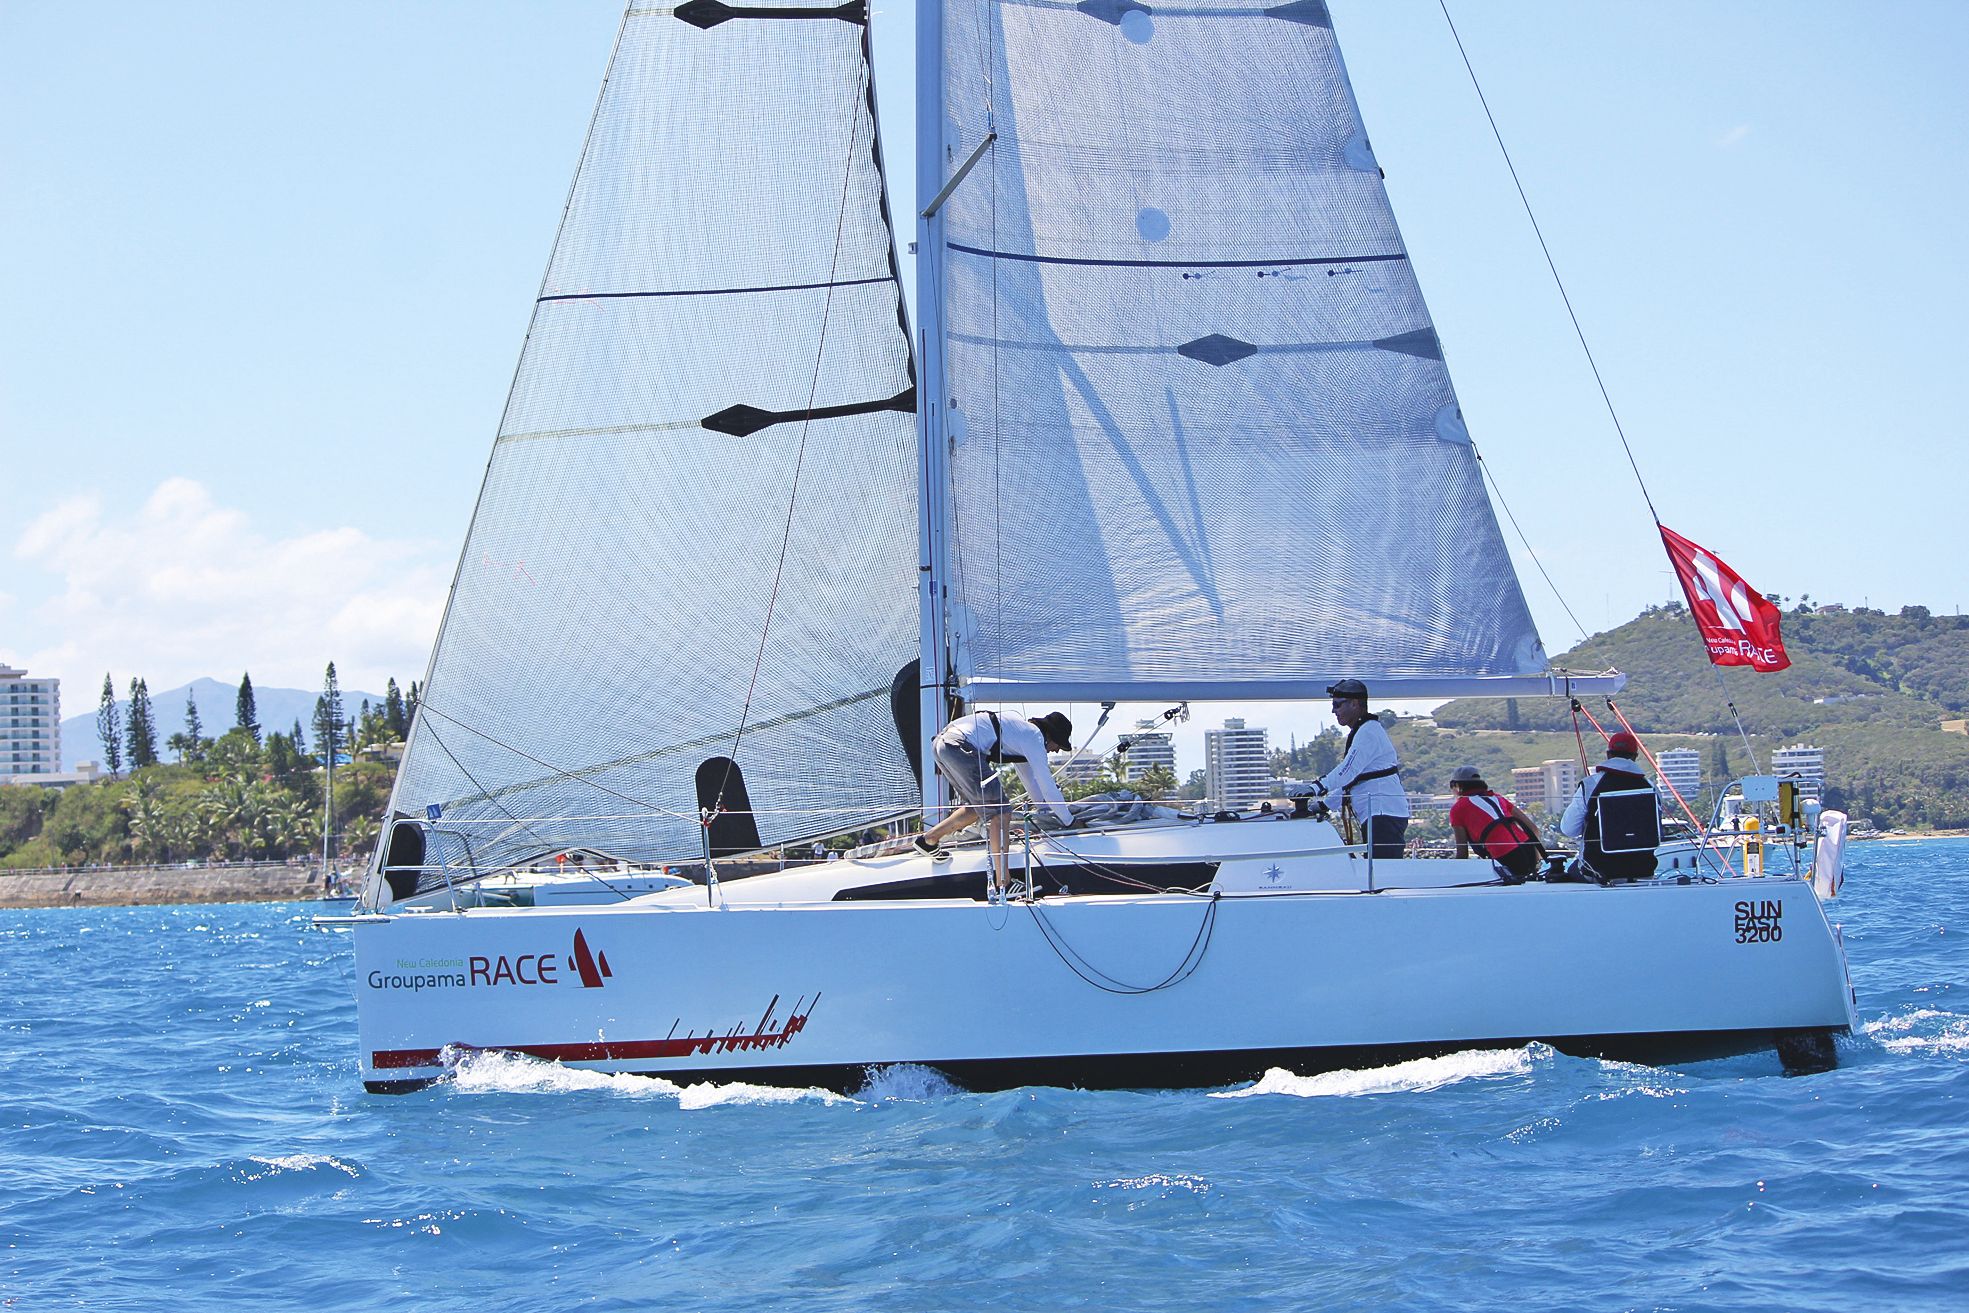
235;672;261;743
314;663;345;762
291;718;307;755
97;674;124;778
126;677;159;770
183;690;205;759
407;680;421;727
384;678;407;739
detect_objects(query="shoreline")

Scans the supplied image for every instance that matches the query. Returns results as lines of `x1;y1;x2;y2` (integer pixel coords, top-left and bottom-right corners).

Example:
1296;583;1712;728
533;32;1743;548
0;861;330;910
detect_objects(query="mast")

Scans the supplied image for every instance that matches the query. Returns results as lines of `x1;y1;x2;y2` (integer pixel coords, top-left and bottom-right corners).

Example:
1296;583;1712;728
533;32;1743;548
915;0;952;813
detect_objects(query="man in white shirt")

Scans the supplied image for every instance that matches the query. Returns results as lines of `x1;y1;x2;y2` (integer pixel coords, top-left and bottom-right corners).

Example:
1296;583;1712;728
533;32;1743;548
1309;678;1410;858
915;709;1075;901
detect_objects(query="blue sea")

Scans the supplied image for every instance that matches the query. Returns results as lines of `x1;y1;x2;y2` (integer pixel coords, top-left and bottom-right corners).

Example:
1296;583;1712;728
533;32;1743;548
5;841;1965;1312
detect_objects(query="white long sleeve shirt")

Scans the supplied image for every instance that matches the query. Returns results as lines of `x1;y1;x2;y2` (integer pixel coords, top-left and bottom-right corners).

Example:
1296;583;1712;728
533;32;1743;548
1317;717;1410;820
936;711;1074;826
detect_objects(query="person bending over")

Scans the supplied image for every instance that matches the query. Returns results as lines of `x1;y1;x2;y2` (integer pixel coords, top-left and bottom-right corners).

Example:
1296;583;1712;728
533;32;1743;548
914;709;1074;900
1447;765;1545;882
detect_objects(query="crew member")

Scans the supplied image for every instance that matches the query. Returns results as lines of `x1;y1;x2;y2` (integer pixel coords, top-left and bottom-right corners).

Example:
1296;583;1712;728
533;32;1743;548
1559;731;1660;881
1447;765;1545;882
914;709;1075;901
1309;678;1410;858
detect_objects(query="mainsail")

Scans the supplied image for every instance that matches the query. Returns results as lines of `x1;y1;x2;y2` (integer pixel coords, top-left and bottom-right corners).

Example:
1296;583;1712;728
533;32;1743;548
384;3;921;871
927;0;1548;700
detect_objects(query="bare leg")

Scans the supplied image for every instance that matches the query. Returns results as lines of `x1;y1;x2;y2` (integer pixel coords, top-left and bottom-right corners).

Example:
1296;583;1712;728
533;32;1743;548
922;806;977;846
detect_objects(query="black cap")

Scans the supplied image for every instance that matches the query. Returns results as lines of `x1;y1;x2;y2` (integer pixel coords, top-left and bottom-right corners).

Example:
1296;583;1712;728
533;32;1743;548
1034;712;1074;751
1449;765;1485;785
1326;678;1368;700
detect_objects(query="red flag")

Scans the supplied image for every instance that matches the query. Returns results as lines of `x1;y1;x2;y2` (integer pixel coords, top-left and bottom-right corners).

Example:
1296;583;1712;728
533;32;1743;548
1658;524;1790;672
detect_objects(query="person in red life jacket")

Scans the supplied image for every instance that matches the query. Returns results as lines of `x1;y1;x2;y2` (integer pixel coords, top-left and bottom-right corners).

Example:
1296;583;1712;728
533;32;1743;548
1446;765;1545;883
1559;731;1661;882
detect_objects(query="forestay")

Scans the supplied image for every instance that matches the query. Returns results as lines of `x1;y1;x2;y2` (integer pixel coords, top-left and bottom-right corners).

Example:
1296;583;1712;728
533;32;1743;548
930;0;1548;699
385;2;921;871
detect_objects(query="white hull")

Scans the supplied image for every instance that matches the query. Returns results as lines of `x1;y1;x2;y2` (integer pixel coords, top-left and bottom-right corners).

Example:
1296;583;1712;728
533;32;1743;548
349;820;1856;1092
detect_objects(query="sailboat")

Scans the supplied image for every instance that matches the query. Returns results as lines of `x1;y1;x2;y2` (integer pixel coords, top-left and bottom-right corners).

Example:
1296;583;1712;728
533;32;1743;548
339;0;1856;1092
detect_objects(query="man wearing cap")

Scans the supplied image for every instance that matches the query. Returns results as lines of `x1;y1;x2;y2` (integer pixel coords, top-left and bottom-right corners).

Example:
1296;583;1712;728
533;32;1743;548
1309;679;1410;858
1448;766;1546;882
1560;732;1660;881
914;709;1075;901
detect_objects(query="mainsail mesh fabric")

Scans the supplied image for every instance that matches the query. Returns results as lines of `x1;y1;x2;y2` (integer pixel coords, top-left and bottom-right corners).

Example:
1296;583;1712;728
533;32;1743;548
934;0;1546;690
387;5;920;871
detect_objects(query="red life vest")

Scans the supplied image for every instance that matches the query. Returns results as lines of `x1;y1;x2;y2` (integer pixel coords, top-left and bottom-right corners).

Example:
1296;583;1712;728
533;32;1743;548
1452;792;1536;859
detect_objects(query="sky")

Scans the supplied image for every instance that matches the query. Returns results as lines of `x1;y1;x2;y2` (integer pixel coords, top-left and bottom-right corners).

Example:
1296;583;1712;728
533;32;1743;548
3;1;1965;771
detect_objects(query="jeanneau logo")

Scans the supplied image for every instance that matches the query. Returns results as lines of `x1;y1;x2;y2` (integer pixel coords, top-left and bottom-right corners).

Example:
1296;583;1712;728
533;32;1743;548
1265;864;1284;884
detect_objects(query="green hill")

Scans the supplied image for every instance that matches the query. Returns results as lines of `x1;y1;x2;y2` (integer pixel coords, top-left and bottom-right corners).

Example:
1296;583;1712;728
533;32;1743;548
1416;603;1969;829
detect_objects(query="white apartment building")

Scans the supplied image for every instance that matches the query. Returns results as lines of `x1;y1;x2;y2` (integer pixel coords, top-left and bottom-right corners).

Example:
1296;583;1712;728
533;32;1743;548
1654;748;1702;804
1;665;62;779
1204;717;1271;808
1048;751;1107;789
1770;744;1826;800
1119;720;1177;784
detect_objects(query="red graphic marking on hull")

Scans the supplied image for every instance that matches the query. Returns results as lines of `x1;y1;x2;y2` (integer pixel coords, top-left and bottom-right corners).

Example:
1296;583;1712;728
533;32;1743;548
373;992;820;1070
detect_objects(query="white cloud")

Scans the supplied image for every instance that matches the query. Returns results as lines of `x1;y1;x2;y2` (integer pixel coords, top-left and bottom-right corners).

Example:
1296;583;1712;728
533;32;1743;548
1718;124;1753;148
11;477;448;693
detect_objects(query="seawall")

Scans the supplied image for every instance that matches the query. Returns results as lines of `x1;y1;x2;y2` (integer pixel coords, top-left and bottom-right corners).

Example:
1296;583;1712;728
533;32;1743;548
0;862;332;910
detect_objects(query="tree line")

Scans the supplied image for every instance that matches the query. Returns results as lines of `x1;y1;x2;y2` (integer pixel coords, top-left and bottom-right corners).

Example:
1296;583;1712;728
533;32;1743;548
0;665;419;871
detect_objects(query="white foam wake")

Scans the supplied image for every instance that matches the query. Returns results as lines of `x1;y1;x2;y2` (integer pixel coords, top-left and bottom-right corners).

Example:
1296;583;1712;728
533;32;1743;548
1211;1046;1539;1099
1863;1008;1969;1054
444;1046;847;1106
855;1063;964;1101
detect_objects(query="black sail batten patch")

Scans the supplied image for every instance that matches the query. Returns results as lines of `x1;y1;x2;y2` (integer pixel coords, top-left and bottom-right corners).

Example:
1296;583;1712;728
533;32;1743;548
694;757;764;858
1177;334;1258;366
1265;0;1332;27
674;0;866;29
702;387;915;437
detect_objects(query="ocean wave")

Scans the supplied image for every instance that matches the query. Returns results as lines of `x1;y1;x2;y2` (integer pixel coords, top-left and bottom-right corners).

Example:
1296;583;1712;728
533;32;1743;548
239;1153;361;1180
1210;1045;1542;1099
1863;1008;1969;1054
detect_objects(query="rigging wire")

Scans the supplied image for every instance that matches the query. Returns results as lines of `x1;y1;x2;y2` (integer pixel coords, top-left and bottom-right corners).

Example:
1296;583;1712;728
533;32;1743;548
1438;0;1662;525
716;58;872;812
1445;4;1772;790
1475;445;1590;644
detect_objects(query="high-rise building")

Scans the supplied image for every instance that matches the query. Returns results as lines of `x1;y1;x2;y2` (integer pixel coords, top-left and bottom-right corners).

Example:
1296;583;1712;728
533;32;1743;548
1511;766;1546;810
1540;758;1580;810
1;665;62;778
1770;744;1825;800
1204;718;1271;808
1654;748;1702;805
1119;720;1176;784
